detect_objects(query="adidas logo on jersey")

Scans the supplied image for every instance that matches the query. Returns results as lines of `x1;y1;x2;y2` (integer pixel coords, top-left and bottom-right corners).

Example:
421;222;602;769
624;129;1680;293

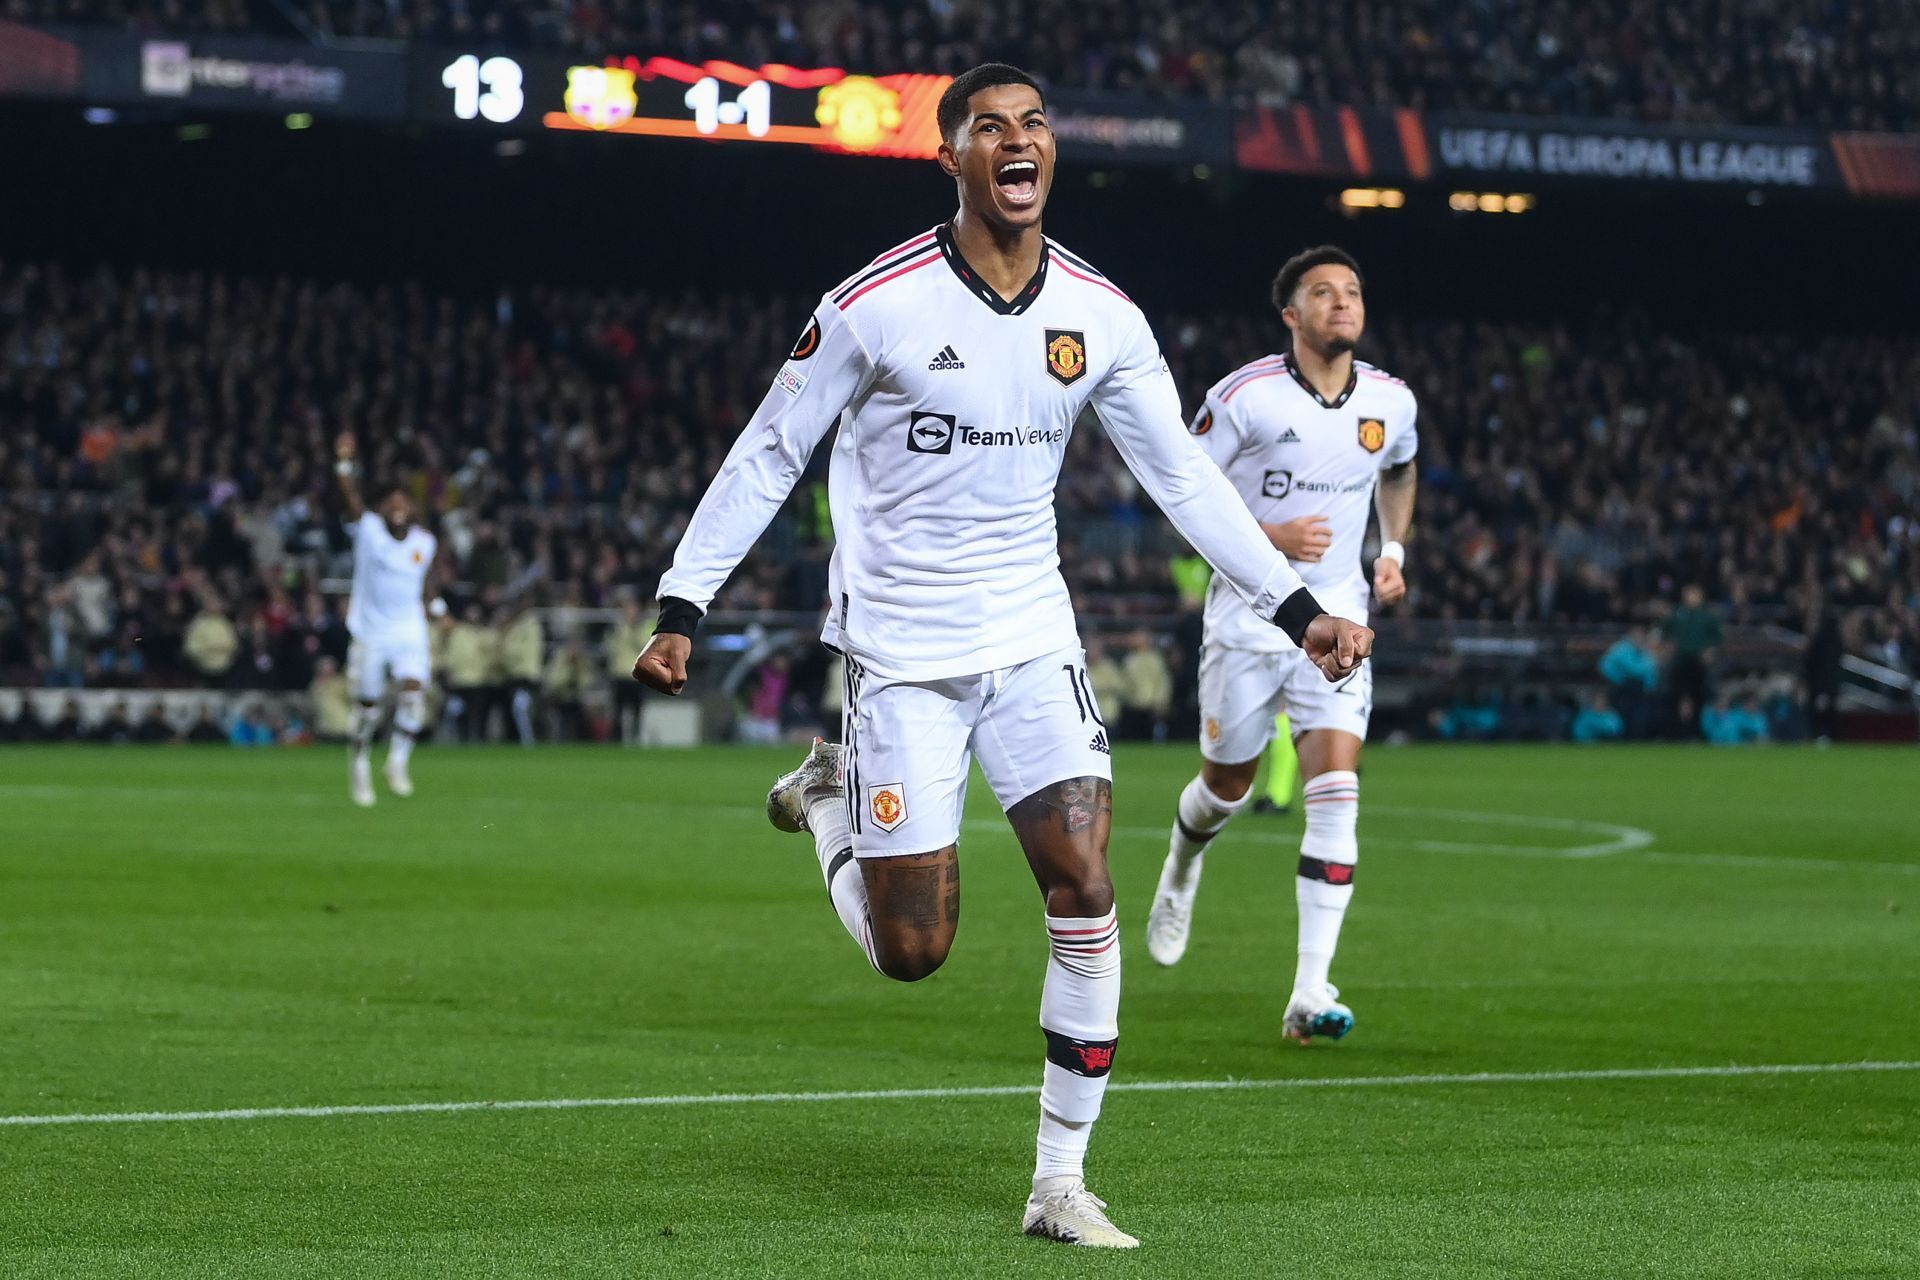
1277;427;1301;443
1089;730;1110;755
927;345;966;371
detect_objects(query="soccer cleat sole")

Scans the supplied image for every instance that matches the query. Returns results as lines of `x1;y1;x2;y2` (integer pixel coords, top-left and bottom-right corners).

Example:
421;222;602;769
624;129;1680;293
1285;1008;1355;1044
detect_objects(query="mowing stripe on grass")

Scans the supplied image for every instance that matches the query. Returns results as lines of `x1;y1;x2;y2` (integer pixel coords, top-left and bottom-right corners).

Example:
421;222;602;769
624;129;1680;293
6;1060;1916;1130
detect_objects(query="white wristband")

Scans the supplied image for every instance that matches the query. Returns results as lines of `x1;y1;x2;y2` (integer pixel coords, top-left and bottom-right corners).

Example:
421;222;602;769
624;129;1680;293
334;459;355;477
1379;540;1406;566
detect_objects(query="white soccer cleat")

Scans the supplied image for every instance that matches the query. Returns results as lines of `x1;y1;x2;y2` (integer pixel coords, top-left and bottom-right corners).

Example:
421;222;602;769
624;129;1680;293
1022;1178;1139;1249
350;757;376;808
766;737;844;834
1145;852;1202;967
383;758;414;799
1283;984;1355;1044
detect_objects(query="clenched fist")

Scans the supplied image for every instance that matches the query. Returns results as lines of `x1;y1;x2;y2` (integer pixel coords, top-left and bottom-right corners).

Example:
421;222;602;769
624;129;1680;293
1373;556;1406;605
632;632;693;695
1300;615;1374;681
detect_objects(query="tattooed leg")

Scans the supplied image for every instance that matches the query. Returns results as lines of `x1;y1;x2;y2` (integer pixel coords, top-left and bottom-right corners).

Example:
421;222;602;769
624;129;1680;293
1010;777;1115;918
859;846;960;982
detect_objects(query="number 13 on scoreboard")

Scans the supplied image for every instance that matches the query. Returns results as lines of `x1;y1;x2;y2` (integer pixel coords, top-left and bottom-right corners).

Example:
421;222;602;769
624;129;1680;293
441;54;526;123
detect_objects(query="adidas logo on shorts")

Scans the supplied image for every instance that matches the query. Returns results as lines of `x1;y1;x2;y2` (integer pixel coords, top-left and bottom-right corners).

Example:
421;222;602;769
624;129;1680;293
1089;730;1110;755
927;345;966;371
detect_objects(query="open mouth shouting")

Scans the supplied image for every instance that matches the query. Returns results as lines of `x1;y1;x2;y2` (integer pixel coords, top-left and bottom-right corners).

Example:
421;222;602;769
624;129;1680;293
995;158;1041;207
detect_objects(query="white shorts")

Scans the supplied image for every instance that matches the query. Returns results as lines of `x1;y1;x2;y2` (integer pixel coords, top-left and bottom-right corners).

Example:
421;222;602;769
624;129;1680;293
1198;643;1372;764
841;645;1113;858
347;634;432;703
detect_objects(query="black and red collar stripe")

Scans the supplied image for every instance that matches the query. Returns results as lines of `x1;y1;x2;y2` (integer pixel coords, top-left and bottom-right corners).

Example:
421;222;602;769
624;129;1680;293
935;222;1049;316
1286;354;1359;409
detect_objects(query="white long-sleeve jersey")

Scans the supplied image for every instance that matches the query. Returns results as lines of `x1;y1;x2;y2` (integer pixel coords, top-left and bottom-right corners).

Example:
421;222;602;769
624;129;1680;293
658;223;1318;680
1191;353;1418;652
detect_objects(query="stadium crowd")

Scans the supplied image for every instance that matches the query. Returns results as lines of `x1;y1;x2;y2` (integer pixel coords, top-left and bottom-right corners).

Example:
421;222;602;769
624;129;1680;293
0;260;1914;742
13;0;1919;131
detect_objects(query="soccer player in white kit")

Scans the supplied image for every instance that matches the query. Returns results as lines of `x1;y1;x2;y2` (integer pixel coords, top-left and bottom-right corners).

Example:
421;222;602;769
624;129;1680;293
1146;247;1418;1045
333;433;438;807
631;66;1374;1248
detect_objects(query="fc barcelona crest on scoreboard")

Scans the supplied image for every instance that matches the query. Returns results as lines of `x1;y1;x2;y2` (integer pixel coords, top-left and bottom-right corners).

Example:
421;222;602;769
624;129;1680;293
1046;329;1087;386
1358;417;1386;453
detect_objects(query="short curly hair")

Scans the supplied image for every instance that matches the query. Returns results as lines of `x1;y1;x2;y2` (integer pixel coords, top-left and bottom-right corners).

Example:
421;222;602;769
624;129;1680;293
1272;246;1363;315
937;64;1046;145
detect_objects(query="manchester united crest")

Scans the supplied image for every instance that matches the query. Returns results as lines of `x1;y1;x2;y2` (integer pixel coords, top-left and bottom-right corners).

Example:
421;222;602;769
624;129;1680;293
868;783;907;832
1045;329;1087;386
1358;417;1386;453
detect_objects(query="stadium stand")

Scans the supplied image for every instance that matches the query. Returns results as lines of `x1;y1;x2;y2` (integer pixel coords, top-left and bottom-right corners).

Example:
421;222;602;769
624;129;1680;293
1;260;1914;743
12;0;1919;130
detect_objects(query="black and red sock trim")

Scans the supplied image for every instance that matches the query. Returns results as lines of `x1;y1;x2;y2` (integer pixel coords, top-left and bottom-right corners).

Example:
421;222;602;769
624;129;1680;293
1297;854;1356;885
1044;1029;1118;1078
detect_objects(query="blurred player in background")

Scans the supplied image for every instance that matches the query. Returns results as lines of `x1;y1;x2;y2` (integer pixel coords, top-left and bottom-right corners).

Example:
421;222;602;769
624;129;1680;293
334;433;439;806
1254;713;1299;814
631;65;1373;1248
1147;247;1418;1044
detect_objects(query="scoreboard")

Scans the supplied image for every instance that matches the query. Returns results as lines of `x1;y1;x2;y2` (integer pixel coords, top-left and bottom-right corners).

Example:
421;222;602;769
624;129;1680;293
417;53;950;158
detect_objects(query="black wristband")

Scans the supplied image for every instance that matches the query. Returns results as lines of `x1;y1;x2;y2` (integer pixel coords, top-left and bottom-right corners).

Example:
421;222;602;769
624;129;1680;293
654;596;703;639
1272;587;1325;647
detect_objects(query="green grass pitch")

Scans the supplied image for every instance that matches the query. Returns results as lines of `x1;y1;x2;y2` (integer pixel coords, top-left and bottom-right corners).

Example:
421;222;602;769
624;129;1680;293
3;742;1917;1278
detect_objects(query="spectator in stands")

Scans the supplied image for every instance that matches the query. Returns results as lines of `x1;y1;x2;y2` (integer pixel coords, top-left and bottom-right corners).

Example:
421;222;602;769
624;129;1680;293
91;699;136;743
604;594;653;746
95;623;147;689
543;638;598;741
133;702;177;743
185;706;227;744
1702;693;1771;745
442;605;499;742
737;652;791;745
47;697;83;742
1570;690;1625;744
1086;640;1128;726
1598;625;1663;736
309;655;354;742
498;603;544;746
184;595;240;683
1664;585;1724;738
1803;598;1845;742
229;703;275;747
1118;629;1173;742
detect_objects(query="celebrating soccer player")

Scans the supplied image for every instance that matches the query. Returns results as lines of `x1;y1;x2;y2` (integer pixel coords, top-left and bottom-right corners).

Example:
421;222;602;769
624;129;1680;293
333;433;440;807
631;67;1374;1248
1146;247;1419;1046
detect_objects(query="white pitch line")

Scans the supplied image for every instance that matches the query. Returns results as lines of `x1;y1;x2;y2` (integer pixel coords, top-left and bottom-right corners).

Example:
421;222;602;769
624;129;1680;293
5;1060;1915;1130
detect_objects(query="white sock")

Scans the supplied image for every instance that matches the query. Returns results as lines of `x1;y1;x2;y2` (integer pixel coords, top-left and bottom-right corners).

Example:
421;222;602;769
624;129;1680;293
1295;771;1359;993
1168;774;1248;879
805;795;880;972
1034;1110;1091;1185
350;703;379;764
388;690;425;767
1036;907;1120;1186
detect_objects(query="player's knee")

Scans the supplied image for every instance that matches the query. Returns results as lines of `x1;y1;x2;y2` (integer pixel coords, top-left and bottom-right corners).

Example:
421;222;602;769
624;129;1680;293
1201;760;1257;803
873;931;952;983
1044;868;1114;920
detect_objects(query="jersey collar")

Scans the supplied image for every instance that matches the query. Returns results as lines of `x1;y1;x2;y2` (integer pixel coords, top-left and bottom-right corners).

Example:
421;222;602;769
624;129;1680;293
935;222;1049;316
1285;353;1359;409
